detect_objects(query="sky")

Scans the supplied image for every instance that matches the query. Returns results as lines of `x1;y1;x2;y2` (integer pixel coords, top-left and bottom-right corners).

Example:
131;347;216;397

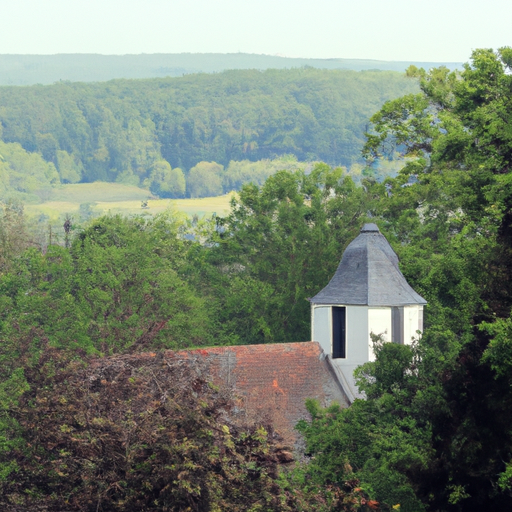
2;0;510;63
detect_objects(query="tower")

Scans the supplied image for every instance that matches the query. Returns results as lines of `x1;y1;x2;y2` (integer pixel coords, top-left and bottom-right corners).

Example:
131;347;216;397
310;223;426;401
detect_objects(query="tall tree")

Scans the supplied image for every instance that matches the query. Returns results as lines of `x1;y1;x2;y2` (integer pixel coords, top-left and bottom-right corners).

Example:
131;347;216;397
204;164;373;344
186;161;224;198
297;48;512;512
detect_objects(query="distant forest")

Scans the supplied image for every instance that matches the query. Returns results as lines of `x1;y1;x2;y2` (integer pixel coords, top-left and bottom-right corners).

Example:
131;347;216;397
0;68;418;199
0;53;462;86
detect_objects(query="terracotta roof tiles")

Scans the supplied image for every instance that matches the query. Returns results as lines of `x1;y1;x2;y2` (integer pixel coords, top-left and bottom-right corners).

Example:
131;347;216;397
174;342;349;444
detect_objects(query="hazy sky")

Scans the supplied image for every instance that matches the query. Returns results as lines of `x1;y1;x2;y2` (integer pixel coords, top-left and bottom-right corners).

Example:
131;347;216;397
3;0;510;62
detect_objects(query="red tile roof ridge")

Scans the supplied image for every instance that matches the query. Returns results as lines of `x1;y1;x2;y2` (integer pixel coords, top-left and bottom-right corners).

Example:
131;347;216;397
87;341;323;368
176;341;320;357
86;341;323;368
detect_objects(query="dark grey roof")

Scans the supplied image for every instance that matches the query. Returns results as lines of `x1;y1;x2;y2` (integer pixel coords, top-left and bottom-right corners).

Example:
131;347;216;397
311;223;427;306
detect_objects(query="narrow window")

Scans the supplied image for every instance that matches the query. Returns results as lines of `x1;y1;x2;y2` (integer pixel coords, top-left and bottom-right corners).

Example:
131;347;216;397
392;306;404;344
332;306;346;358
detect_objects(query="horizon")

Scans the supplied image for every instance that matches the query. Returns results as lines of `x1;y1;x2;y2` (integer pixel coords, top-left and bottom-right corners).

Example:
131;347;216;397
0;51;463;65
2;0;510;63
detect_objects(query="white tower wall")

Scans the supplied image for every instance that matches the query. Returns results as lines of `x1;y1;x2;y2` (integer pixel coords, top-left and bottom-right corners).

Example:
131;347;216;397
346;305;369;363
312;306;331;355
368;307;392;361
312;304;369;401
403;305;424;345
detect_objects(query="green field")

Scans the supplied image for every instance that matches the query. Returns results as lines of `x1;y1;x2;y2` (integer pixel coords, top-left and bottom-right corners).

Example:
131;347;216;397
24;182;235;222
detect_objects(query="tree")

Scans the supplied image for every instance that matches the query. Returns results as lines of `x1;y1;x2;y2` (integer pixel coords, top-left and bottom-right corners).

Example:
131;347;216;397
0;140;60;198
299;48;512;512
205;164;373;344
187;161;224;198
145;160;186;198
297;339;430;512
0;213;210;356
2;347;288;511
0;201;31;275
222;155;305;192
56;149;83;183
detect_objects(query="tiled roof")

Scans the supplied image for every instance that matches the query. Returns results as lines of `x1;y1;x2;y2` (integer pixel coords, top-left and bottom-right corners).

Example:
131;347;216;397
89;342;349;447
174;342;349;444
311;223;427;306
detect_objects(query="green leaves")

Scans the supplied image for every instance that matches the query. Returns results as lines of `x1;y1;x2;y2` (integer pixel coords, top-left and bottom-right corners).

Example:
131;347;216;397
0;68;418;192
300;48;512;512
481;314;512;377
0;350;290;511
363;93;433;161
0;212;211;356
209;165;372;344
355;339;417;399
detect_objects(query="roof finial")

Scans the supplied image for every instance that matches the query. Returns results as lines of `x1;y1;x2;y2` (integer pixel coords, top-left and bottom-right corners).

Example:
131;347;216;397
360;223;380;233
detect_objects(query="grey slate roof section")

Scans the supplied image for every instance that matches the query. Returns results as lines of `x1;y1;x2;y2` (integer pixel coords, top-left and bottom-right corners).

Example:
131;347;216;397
311;223;427;306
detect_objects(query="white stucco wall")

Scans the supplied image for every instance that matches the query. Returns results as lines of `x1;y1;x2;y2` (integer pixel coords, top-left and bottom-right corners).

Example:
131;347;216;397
368;307;392;361
312;302;425;403
403;305;422;345
312;305;369;364
312;304;369;402
346;305;368;363
312;306;331;355
334;305;369;401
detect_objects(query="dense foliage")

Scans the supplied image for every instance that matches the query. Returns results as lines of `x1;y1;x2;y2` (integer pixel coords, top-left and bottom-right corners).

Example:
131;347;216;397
0;139;60;202
0;68;417;193
297;47;512;511
3;344;303;511
0;212;210;355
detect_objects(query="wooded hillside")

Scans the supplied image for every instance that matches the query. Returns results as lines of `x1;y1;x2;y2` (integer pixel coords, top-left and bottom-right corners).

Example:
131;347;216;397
0;68;417;193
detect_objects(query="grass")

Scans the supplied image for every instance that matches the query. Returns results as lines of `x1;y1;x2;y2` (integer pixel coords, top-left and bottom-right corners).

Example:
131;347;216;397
24;182;235;222
49;182;153;202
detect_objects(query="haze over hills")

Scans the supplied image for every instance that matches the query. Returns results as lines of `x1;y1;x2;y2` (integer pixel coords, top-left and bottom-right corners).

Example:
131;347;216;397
0;53;463;86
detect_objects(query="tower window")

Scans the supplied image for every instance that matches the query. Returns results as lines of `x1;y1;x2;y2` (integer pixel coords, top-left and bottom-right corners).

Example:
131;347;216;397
332;306;346;358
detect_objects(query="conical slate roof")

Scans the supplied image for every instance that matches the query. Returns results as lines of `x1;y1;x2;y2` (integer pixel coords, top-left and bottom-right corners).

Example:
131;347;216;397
311;223;427;306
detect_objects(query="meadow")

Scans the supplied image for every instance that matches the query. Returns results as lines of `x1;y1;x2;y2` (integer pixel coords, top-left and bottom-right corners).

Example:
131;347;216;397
24;182;235;222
